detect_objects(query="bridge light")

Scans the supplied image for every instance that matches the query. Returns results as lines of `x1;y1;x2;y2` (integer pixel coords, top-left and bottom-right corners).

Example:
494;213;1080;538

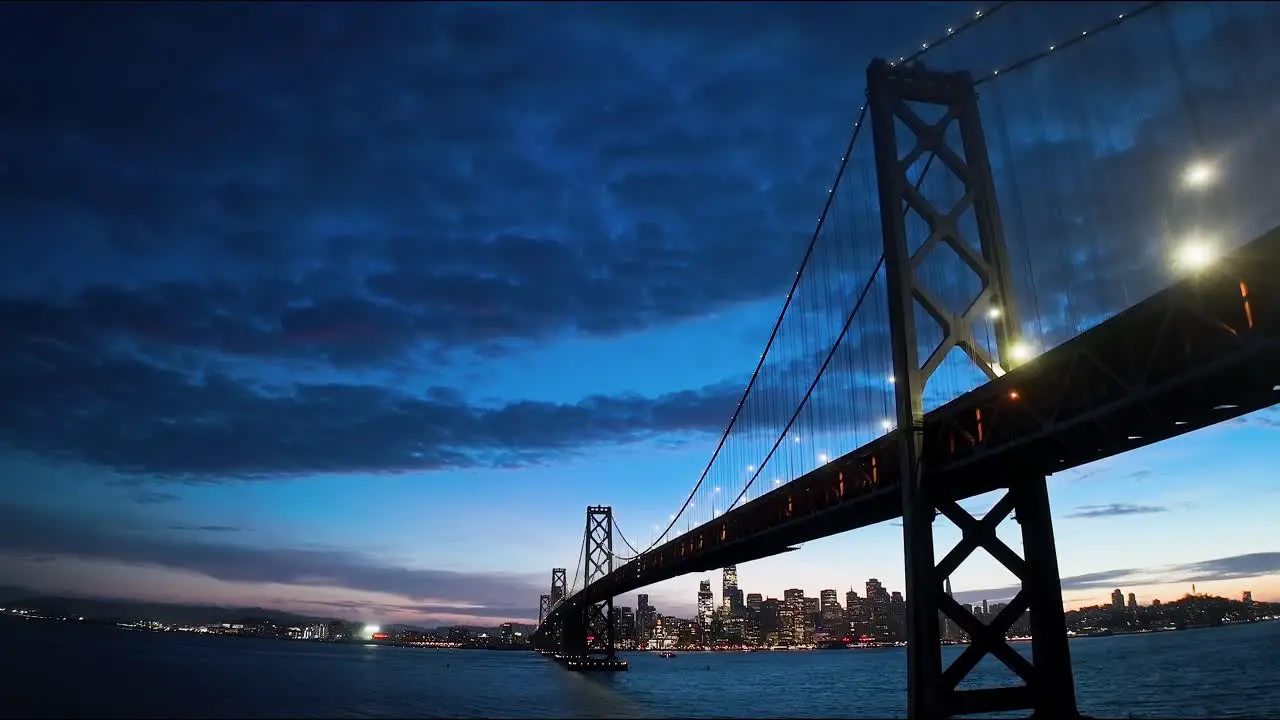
987;306;1002;320
1008;341;1035;364
747;465;755;472
1182;160;1217;189
818;453;829;463
793;435;801;443
887;375;896;384
1174;239;1217;272
880;418;893;430
773;478;782;486
714;486;721;493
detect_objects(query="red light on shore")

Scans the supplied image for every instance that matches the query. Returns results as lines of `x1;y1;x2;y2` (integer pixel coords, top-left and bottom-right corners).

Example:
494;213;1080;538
371;632;389;640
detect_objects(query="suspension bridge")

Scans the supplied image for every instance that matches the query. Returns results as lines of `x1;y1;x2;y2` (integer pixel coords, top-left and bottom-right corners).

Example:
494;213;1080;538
529;3;1280;717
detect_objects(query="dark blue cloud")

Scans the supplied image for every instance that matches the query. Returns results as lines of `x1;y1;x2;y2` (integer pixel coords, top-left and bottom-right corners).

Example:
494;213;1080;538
1;2;1277;484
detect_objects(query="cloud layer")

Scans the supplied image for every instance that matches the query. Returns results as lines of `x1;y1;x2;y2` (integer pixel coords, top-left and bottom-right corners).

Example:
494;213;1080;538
952;552;1280;606
0;503;543;621
1;2;1278;486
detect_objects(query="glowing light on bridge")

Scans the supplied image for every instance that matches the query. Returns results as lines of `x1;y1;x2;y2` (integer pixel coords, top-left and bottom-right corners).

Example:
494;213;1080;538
817;453;829;464
887;375;896;384
714;487;720;493
1181;160;1217;189
880;418;893;430
1174;239;1218;272
1008;341;1036;364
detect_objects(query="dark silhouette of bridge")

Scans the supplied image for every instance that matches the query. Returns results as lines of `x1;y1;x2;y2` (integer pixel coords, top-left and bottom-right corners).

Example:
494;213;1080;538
531;3;1280;717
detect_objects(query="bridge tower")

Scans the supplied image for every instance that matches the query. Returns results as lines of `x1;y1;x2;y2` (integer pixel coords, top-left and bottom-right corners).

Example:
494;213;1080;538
538;593;551;627
866;59;1078;719
550;567;566;606
574;505;617;660
547;568;567;650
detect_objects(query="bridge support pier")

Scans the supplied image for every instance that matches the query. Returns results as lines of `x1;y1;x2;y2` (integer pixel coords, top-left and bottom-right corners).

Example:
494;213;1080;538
914;473;1078;718
867;57;1078;718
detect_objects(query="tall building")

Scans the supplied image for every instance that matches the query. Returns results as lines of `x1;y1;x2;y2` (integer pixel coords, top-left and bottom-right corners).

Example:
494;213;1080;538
722;565;739;608
866;579;890;640
784;588;808;645
1127;592;1137;611
889;591;906;642
759;598;782;644
746;593;763;613
846;590;869;639
1111;588;1125;610
697;579;715;642
637;594;657;643
618;606;636;644
941;577;958;642
727;563;747;614
500;622;514;644
1244;591;1254;604
819;589;842;634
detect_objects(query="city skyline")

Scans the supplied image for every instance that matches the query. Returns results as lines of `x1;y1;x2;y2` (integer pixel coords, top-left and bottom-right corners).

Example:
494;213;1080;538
2;2;1279;628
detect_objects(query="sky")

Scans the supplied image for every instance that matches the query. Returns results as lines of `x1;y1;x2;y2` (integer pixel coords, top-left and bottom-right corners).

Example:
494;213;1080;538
1;1;1278;628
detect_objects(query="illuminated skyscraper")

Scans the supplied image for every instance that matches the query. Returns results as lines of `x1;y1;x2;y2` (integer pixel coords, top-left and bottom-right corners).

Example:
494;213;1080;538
637;594;656;642
819;589;842;636
722;565;743;614
783;588;807;645
697;579;715;642
866;578;890;640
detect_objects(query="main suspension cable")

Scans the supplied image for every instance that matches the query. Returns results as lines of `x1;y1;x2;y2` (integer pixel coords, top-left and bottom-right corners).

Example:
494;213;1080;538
973;2;1163;86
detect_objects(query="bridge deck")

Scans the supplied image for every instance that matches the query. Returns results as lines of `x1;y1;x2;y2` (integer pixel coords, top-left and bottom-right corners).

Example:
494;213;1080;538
546;226;1280;620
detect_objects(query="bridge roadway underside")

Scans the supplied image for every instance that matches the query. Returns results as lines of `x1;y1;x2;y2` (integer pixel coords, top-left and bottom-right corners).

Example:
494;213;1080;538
544;225;1280;624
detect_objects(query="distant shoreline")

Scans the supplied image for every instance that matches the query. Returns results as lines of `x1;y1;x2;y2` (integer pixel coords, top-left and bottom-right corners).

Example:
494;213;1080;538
8;612;1274;655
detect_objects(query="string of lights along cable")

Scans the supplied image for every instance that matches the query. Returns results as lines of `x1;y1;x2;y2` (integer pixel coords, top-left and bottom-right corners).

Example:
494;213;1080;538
569;0;1280;581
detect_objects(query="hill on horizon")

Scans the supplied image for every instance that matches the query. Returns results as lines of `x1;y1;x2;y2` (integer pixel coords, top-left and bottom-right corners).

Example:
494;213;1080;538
0;588;533;633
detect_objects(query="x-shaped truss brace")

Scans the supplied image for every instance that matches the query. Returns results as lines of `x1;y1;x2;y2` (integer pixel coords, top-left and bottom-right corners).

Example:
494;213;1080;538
891;98;1010;385
932;489;1035;690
